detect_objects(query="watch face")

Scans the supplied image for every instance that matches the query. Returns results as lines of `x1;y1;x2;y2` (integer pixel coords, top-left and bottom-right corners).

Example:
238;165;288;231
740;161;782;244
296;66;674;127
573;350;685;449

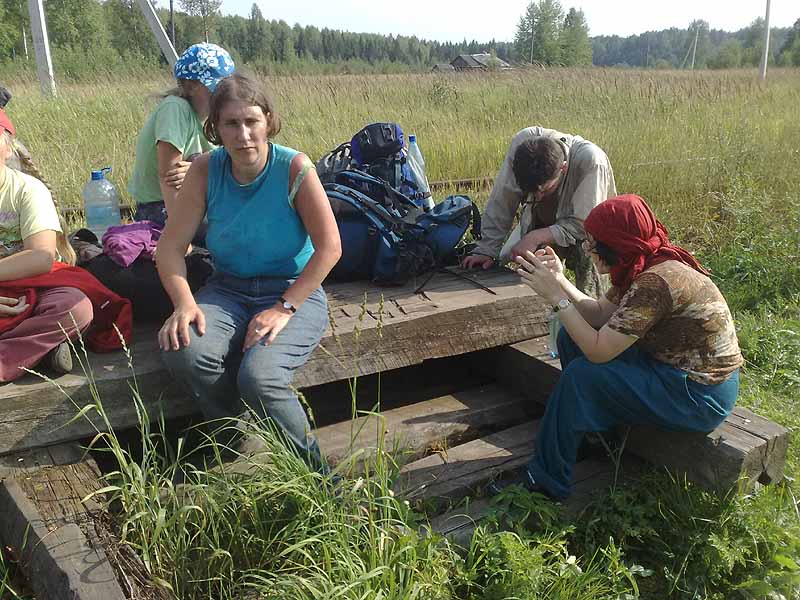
558;298;571;310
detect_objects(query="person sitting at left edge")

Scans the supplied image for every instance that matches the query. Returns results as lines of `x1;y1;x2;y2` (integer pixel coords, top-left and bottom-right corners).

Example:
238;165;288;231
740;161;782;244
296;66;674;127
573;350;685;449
490;193;743;500
156;73;342;469
0;109;133;382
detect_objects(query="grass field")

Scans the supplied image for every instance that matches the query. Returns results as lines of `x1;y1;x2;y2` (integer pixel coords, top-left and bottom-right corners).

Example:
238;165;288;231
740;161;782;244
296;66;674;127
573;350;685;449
3;67;800;599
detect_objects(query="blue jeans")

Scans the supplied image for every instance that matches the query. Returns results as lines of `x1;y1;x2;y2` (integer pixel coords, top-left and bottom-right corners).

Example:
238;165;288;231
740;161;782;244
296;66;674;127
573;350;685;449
161;273;328;467
527;329;739;499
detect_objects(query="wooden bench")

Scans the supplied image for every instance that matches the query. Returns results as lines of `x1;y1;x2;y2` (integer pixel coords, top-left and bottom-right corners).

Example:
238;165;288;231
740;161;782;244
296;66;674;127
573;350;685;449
0;268;547;458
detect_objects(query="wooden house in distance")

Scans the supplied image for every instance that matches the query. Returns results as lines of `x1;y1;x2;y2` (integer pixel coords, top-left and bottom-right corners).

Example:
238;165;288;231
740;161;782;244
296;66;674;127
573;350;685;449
431;63;456;72
449;53;512;71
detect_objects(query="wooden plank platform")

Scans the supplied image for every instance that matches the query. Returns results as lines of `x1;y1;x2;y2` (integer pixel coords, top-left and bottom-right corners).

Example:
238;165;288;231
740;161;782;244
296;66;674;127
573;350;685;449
0;269;548;458
479;339;790;493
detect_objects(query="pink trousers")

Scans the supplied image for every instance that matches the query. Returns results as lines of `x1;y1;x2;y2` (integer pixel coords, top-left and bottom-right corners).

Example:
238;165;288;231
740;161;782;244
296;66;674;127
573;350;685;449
0;287;93;382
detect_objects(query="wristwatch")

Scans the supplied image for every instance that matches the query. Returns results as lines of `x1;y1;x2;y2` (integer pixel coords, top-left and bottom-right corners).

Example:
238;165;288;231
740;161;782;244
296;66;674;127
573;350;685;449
552;298;572;312
279;297;297;314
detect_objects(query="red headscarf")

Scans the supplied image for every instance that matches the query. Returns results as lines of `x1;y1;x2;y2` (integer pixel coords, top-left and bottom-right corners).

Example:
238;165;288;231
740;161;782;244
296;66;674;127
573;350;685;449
0;109;15;137
583;194;708;294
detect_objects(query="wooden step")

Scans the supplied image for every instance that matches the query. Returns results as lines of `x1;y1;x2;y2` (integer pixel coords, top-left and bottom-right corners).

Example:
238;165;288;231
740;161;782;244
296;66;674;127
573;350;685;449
0;269;549;458
0;457;152;600
395;419;622;504
478;339;790;492
316;382;538;466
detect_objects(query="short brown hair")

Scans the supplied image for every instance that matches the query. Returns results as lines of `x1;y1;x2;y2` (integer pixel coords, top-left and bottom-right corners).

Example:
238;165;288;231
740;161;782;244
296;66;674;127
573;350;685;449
511;136;565;193
204;73;281;145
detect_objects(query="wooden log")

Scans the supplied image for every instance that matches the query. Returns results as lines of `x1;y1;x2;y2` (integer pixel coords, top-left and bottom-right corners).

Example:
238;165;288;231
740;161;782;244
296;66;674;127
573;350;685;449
0;459;127;600
0;270;548;458
482;339;790;492
316;382;538;465
0;456;172;600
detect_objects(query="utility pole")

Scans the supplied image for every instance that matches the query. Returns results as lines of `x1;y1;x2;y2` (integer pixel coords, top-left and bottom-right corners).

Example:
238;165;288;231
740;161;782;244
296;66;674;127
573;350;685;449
133;0;179;67
19;0;29;60
169;0;176;46
27;0;56;96
759;0;771;80
690;25;699;70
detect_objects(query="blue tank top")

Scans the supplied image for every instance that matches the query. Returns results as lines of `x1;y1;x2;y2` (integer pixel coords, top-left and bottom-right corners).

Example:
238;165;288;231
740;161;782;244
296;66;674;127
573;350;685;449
205;143;314;278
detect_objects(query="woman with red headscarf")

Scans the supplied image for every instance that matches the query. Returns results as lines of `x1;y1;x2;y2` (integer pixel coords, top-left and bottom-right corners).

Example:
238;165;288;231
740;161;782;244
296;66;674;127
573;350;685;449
491;194;743;500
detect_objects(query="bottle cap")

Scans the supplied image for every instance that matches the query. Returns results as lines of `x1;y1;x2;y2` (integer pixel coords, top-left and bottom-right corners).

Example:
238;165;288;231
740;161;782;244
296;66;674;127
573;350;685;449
90;166;113;181
408;134;417;143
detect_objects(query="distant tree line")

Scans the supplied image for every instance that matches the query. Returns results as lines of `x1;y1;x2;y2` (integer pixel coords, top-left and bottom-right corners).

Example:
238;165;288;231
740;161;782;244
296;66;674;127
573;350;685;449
0;0;797;75
0;0;513;74
593;18;800;69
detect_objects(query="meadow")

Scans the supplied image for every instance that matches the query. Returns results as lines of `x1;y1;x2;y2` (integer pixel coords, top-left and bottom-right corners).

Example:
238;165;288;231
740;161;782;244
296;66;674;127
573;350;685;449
2;67;800;599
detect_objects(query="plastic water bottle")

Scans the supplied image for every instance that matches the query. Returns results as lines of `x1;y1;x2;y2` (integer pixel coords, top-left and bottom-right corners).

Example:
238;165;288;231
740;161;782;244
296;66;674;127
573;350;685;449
406;134;434;211
81;167;121;240
548;312;561;359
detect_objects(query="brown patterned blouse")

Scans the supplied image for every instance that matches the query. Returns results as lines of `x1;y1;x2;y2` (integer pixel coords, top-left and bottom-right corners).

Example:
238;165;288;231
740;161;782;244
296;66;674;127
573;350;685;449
606;261;743;385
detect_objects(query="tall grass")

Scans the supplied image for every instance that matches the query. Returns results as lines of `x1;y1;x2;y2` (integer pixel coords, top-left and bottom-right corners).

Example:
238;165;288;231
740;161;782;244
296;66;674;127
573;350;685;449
9;67;800;598
7;68;799;214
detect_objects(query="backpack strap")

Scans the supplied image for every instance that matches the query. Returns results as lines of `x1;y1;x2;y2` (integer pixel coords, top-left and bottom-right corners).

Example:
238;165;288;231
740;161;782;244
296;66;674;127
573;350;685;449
288;156;314;208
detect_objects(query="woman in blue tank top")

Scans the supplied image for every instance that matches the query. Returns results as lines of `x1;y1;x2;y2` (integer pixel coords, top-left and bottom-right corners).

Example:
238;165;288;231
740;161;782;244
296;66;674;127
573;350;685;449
155;73;342;469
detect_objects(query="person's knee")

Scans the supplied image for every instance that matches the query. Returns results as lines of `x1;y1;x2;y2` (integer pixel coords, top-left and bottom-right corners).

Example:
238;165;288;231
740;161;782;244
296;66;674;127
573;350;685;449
61;289;93;334
160;329;217;376
561;356;598;383
237;357;290;402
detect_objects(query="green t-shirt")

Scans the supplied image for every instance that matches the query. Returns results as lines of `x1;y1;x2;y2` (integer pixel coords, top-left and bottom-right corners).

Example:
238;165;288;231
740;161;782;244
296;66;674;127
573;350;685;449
127;95;214;205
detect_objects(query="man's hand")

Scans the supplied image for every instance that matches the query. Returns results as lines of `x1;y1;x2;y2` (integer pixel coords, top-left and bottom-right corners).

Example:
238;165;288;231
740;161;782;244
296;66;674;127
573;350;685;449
0;295;29;317
461;254;495;270
510;228;553;259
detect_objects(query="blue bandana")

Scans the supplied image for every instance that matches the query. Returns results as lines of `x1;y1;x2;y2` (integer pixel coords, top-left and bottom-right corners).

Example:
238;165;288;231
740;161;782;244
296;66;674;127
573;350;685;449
173;43;235;92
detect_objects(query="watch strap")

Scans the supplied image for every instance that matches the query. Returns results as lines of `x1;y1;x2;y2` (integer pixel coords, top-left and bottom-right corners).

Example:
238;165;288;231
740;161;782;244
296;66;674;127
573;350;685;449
279;296;297;313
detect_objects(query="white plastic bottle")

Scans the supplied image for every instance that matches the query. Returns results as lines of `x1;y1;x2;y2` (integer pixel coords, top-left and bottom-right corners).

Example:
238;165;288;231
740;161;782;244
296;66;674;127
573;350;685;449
81;167;121;240
406;134;434;211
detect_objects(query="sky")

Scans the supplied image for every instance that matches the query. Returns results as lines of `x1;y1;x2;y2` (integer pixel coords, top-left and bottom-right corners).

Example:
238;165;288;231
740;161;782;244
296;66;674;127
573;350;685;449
219;0;797;43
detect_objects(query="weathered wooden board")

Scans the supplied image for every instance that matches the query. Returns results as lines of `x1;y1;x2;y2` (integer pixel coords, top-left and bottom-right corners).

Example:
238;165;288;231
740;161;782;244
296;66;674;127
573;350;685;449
0;269;549;458
316;382;539;465
0;454;172;600
482;339;790;492
0;459;127;600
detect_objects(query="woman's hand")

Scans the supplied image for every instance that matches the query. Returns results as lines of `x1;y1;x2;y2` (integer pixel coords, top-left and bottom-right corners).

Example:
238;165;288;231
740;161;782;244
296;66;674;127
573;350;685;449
164;160;192;189
515;249;567;305
159;302;206;351
0;295;29;317
532;245;564;276
244;305;293;351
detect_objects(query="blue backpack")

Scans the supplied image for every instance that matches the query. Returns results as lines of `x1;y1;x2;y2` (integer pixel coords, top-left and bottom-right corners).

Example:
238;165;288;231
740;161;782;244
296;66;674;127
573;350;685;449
326;171;481;286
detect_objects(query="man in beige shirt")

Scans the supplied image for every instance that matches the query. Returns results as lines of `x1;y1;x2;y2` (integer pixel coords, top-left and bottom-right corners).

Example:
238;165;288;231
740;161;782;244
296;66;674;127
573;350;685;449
462;126;616;296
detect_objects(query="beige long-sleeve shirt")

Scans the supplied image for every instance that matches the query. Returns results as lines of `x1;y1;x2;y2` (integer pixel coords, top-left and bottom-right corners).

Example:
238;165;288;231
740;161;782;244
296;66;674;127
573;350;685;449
474;126;617;258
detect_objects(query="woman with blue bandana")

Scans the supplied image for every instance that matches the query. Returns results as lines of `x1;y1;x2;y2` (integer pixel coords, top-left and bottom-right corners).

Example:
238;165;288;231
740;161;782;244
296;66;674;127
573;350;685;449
128;43;235;228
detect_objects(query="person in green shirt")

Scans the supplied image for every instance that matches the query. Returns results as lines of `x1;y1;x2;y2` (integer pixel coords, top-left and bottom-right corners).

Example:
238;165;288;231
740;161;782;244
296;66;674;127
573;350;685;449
129;43;235;229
